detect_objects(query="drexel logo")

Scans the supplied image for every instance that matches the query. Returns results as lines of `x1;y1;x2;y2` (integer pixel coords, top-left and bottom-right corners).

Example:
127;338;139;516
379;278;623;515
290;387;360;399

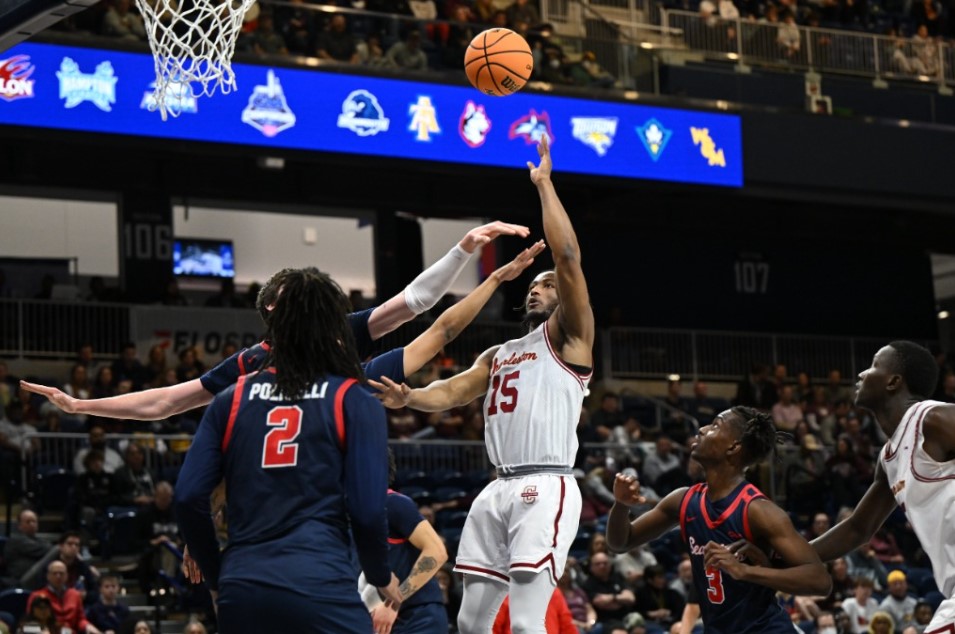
57;58;116;112
521;486;539;504
0;55;35;102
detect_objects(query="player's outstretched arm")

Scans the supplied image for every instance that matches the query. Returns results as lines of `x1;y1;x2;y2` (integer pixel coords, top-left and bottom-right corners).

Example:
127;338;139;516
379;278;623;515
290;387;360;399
367;220;531;340
810;461;897;562
705;498;831;596
400;520;449;601
369;347;497;412
606;472;683;553
20;378;213;421
402;240;545;376
527;136;594;366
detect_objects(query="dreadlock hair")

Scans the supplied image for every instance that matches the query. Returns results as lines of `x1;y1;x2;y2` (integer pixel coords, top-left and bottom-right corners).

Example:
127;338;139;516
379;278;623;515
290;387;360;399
256;267;291;326
887;340;938;400
264;267;365;400
729;406;788;468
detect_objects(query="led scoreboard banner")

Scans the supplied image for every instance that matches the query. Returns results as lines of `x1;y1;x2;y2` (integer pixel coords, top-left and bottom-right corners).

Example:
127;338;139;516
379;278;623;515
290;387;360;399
0;42;743;187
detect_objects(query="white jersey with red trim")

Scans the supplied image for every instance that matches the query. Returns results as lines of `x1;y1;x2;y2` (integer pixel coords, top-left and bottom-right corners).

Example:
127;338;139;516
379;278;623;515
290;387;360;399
880;399;955;597
483;321;591;469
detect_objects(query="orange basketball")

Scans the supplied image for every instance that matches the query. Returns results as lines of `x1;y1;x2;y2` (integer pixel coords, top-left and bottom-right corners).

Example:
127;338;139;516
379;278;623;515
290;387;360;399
464;28;534;97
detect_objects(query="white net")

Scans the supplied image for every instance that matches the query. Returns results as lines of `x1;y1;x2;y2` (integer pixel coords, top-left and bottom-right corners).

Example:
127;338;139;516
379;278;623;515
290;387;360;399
134;0;258;119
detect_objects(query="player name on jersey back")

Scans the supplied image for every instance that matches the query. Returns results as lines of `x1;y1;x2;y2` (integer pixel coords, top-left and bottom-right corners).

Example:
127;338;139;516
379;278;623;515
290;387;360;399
248;381;328;401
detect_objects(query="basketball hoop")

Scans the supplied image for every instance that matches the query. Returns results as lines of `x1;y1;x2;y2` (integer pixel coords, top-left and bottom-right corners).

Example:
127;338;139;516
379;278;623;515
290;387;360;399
134;0;258;119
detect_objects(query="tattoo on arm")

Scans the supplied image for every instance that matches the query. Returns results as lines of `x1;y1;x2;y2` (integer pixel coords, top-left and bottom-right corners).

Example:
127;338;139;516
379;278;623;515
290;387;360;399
399;556;438;599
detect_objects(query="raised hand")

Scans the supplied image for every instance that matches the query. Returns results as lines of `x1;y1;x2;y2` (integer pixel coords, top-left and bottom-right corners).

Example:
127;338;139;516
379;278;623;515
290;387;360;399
459;221;531;253
20;380;79;414
494;240;546;282
613;472;646;505
526;134;553;185
367;376;412;409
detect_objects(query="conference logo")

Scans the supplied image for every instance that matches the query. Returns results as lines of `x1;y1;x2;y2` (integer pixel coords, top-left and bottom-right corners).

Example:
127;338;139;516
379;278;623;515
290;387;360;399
337;89;390;137
409;95;441;142
57;58;117;112
508;109;553;145
690;126;726;167
140;80;197;115
0;55;35;102
241;70;296;138
571;117;617;156
636;118;672;162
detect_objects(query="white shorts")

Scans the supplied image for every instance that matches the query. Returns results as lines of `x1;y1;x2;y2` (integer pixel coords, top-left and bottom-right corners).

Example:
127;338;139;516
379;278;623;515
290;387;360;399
453;473;581;585
926;596;955;632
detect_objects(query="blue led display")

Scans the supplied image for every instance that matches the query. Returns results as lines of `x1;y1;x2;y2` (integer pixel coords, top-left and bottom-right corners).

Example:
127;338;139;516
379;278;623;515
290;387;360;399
0;42;743;187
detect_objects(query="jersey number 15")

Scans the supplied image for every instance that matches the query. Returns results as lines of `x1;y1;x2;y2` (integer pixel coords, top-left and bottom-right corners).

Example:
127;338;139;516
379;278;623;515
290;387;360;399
487;370;520;415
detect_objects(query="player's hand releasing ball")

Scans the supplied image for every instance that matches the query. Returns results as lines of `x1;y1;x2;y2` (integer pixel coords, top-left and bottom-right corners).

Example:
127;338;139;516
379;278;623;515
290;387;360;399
527;135;553;185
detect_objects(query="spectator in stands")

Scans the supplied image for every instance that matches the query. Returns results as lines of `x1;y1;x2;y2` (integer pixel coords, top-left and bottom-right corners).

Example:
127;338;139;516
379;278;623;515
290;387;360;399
506;0;540;27
473;0;496;22
135;481;180;592
250;11;288;56
386;30;429;71
793;371;813;404
734;363;777;409
804;512;832;542
28;560;102;634
869;528;905;566
16;594;60;634
868;611;895;634
777;11;801;59
582;552;637;627
4;509;53;586
90;367;115;400
0;397;39;457
912;601;933;632
613;542;657;587
771;385;803;432
879;570;916;631
847;545;889;593
911;25;939;76
642;436;683;493
826;369;852;404
387;405;422;438
557;569;597;634
75;344;95;371
275;0;316;55
842;577;879;633
683;381;723;427
173;348;202;384
142;345;167;388
635;564;684;631
539;43;573;84
111;442;155;508
110;343;146;391
826;433;872;509
73;423;123;476
442;5;477;68
75;450;114;545
182;621;206;634
824;558;855;613
0;361;16;409
661;379;692;443
591;392;625;440
316;13;359;64
669;558;694;601
357;33;388;66
102;0;145;40
610;415;645;471
86;574;129;634
570;51;616;88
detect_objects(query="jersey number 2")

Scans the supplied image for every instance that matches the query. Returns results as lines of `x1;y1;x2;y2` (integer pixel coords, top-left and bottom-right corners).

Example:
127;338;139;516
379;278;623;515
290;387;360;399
487;371;520;415
705;567;725;604
262;406;303;468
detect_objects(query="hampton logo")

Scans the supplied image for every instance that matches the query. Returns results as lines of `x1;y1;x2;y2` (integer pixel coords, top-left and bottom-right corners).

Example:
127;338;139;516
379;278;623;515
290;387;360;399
0;55;35;102
337;89;389;137
508;109;553;145
571;117;617;156
459;101;491;148
492;351;538;375
57;58;117;112
636;118;672;162
241;70;296;138
141;80;197;115
690;127;726;167
409;95;440;142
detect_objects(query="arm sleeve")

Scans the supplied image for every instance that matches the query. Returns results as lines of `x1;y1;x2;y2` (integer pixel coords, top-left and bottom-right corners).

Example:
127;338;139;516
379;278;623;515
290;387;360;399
343;386;392;587
403;244;473;314
347;309;375;359
174;393;229;590
362;347;406;389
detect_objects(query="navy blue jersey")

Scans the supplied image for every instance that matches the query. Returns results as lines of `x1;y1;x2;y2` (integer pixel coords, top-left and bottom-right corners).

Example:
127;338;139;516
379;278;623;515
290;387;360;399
680;481;794;634
386;490;443;610
199;308;375;395
175;369;392;597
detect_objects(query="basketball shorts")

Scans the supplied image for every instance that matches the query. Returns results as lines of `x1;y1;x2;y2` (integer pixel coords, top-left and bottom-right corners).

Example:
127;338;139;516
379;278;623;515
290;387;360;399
454;473;581;584
926;595;955;632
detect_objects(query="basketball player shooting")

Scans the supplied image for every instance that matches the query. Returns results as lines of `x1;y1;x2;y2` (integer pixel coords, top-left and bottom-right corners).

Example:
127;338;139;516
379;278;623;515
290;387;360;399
370;135;594;634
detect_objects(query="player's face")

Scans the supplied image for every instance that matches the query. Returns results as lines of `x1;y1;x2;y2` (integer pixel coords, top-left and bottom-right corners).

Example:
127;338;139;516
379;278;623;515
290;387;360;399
524;271;558;319
855;346;896;409
690;410;740;464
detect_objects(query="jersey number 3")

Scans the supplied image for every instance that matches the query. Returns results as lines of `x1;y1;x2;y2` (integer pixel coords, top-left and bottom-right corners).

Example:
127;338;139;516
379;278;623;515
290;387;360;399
262;406;303;468
705;567;725;604
487;371;520;415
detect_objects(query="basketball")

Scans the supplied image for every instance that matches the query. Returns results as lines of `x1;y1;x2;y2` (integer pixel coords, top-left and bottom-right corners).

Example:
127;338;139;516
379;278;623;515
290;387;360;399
464;28;534;97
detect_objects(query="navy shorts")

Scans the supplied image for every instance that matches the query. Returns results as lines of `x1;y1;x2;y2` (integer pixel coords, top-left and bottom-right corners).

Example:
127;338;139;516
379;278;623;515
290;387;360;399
391;602;448;634
217;580;372;634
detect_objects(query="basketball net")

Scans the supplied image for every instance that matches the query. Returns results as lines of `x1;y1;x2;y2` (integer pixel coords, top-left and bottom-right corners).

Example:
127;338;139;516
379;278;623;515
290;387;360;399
134;0;257;119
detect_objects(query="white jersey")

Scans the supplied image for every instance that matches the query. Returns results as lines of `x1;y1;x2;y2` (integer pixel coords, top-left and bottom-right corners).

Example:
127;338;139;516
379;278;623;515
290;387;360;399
483;320;591;470
880;399;955;597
